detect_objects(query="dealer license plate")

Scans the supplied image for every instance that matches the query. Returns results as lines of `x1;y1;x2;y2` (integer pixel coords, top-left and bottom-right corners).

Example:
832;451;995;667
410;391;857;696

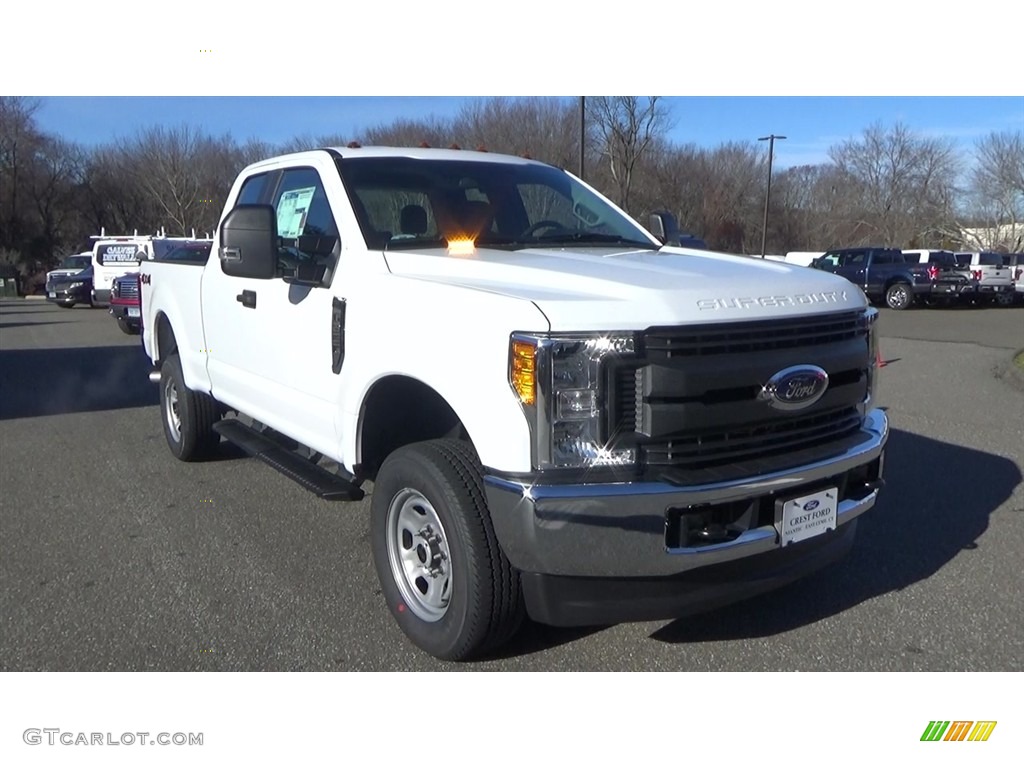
778;487;838;546
48;292;56;298
127;307;140;317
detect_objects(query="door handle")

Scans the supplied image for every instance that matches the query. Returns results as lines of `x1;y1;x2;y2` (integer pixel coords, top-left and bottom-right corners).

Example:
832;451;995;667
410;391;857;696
236;290;257;309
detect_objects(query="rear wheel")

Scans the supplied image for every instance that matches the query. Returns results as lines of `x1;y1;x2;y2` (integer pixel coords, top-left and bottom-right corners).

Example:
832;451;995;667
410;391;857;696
885;282;913;310
160;353;220;461
370;439;524;661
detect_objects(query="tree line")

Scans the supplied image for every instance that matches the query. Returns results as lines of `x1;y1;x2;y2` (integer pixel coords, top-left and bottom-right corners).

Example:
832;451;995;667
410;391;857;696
2;96;1021;280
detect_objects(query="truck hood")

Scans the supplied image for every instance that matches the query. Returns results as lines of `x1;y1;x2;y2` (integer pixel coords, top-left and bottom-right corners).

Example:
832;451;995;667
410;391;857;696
382;245;867;331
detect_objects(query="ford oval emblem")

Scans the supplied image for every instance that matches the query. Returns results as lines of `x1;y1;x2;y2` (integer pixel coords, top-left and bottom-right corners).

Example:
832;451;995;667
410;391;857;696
803;500;820;511
759;365;829;411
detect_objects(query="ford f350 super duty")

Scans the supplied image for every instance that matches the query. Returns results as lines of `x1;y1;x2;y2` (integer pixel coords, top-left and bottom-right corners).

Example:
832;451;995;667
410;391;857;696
140;146;888;661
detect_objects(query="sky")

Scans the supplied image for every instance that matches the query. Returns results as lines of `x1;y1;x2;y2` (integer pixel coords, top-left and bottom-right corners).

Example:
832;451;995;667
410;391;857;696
31;96;1024;170
7;2;1021;173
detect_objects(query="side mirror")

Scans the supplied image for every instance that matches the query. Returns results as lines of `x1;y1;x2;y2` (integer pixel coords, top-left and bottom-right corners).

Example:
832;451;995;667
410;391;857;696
648;210;681;245
219;205;278;280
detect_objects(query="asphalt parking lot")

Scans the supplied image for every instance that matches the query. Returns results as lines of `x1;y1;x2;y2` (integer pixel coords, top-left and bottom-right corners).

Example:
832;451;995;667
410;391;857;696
1;297;1023;671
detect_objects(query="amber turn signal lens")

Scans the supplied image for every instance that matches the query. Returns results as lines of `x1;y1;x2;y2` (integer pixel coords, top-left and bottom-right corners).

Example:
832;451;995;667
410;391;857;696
511;340;537;406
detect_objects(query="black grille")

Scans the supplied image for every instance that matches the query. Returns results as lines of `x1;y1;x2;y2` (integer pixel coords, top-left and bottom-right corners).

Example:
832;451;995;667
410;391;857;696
610;310;871;484
644;310;865;358
642;406;863;469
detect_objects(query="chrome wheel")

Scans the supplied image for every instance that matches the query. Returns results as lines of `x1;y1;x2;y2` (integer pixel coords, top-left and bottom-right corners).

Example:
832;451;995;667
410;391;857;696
886;284;911;310
386;488;452;622
163;374;181;444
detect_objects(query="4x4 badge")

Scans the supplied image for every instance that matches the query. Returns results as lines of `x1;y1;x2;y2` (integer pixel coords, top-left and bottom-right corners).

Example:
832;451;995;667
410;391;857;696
759;365;829;411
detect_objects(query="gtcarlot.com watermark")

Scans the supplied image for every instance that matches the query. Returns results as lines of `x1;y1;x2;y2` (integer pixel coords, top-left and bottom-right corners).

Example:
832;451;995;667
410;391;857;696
23;728;203;747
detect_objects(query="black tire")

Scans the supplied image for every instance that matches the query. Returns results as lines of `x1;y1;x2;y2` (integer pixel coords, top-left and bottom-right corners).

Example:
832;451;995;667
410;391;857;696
370;439;524;661
885;282;913;310
159;352;220;461
116;317;139;335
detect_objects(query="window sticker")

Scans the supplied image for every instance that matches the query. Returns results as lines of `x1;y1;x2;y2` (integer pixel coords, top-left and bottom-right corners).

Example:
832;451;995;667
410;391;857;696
277;187;317;239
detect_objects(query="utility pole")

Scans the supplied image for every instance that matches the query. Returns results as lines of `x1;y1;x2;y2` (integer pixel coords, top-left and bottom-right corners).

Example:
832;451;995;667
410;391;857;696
758;134;786;258
579;96;586;180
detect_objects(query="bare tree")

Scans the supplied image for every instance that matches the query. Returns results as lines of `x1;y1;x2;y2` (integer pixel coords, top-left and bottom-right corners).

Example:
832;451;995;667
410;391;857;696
962;130;1024;251
120;125;235;235
828;122;960;247
451;97;580;168
0;97;43;254
589;97;673;212
360;117;454;149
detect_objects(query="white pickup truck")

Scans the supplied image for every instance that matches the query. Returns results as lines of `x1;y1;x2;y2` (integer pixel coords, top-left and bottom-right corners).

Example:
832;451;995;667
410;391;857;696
140;146;888;661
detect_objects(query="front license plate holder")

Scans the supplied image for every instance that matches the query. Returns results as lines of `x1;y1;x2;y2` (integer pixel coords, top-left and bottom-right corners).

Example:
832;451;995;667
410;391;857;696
775;486;838;546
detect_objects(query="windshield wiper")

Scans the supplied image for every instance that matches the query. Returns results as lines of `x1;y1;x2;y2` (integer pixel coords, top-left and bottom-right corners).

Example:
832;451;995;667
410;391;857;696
532;232;658;249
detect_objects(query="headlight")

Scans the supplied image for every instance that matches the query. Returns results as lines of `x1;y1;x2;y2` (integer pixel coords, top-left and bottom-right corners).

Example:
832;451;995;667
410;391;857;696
510;333;636;469
68;281;83;290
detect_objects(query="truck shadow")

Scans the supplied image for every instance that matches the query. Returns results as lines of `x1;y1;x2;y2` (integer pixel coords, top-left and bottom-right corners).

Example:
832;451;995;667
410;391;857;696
647;428;1020;645
0;345;157;420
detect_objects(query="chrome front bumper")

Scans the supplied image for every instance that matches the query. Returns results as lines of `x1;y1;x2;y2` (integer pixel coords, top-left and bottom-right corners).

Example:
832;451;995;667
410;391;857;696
484;408;888;579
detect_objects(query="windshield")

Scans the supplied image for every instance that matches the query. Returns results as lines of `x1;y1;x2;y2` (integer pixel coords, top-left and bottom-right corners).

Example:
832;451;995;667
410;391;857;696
60;255;92;270
336;156;658;251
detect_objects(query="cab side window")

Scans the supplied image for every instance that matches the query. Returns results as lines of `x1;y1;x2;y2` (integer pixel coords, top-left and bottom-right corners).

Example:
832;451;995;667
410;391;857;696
237;173;270;205
270;168;340;284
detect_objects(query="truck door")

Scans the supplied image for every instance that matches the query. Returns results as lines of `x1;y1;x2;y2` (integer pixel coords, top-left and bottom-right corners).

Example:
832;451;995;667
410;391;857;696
835;250;868;288
203;161;347;458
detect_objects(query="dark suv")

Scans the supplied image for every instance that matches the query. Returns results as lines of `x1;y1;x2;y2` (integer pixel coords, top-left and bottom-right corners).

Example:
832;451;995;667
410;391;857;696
812;247;934;310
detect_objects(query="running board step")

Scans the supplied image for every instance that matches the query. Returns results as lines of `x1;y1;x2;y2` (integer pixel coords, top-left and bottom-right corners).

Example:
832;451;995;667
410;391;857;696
213;419;364;501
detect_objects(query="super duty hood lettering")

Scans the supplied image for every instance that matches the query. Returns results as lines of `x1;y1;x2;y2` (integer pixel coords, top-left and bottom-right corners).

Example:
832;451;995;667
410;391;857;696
697;291;850;310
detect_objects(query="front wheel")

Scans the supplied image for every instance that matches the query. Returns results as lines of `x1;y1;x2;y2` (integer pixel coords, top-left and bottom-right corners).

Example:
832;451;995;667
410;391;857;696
370;439;524;661
160;353;221;461
885;282;913;310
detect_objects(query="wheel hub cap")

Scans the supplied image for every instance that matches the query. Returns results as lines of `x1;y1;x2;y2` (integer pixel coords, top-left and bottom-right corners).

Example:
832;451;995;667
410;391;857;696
163;376;181;443
386;488;452;622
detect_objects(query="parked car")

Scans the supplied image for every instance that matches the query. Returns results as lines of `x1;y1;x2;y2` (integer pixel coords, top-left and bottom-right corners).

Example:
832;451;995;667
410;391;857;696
902;249;976;306
954;251;1014;305
45;264;94;308
45;252;93;285
139;146;888;661
811;247;933;310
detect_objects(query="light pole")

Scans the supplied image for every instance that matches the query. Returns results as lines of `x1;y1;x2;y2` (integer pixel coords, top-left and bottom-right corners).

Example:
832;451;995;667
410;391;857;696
579;96;586;180
758;134;786;258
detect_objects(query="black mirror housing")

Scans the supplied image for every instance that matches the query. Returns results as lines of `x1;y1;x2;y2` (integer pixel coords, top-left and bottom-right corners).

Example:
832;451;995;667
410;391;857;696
649;210;681;245
219;205;278;280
